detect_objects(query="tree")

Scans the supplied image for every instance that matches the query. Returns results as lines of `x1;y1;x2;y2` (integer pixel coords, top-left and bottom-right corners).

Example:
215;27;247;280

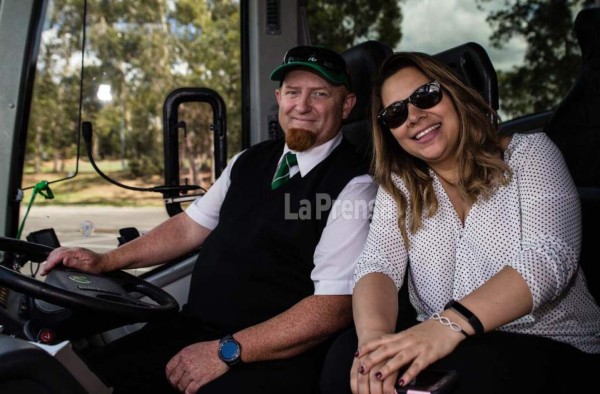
307;0;403;53
477;0;585;118
28;0;241;187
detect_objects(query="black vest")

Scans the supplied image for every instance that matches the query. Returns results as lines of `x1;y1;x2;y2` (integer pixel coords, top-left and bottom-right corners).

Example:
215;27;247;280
186;138;368;333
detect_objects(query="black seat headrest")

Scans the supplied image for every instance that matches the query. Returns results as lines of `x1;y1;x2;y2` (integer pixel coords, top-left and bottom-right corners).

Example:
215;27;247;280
433;42;499;110
575;6;600;69
342;40;394;124
340;41;499;164
544;7;600;188
341;40;393;161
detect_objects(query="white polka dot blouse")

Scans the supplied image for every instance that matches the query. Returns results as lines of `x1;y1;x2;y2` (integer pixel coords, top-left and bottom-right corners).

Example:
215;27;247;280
354;132;600;354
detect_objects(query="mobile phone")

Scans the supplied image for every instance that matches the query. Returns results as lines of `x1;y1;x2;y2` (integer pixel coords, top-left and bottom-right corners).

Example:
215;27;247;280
395;368;458;394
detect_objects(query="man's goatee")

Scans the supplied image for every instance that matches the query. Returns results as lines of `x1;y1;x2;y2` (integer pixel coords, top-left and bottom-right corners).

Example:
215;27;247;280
286;128;317;152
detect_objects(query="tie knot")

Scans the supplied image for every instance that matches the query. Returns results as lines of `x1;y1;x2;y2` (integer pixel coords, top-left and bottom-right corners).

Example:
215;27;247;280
271;152;298;190
284;152;298;166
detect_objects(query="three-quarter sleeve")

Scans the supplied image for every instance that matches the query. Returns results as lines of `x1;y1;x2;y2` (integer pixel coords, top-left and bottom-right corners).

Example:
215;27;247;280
506;133;581;309
354;182;409;290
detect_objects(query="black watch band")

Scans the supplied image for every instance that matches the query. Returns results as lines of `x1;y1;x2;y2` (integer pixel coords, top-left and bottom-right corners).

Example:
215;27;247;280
444;299;484;336
218;334;242;367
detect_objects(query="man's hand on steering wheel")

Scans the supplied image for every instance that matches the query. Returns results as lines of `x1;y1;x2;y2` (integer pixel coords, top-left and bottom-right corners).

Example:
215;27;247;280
41;247;106;276
0;236;179;323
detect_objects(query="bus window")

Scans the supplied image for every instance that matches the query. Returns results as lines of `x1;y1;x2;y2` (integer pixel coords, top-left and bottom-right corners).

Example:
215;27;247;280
19;0;242;256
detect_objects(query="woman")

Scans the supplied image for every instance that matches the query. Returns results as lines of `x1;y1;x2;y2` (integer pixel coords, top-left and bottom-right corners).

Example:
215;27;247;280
322;52;600;394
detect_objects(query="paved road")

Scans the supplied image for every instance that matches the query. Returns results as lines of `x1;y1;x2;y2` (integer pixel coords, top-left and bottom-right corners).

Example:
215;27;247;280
20;205;170;252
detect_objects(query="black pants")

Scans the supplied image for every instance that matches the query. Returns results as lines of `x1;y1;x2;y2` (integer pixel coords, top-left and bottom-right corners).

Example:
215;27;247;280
84;313;330;394
319;324;600;394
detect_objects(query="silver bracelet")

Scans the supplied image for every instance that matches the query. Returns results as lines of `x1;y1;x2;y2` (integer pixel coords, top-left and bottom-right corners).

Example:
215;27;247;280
430;312;470;338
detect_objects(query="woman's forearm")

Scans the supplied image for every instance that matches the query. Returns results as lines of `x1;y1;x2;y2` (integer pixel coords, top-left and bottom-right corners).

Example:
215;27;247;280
352;272;399;345
450;265;533;335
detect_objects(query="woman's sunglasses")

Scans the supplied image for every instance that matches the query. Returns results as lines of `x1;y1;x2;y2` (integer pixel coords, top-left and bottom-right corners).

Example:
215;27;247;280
377;80;442;129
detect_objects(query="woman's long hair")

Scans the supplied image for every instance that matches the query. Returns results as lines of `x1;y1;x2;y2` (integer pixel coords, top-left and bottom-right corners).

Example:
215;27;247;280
371;52;511;246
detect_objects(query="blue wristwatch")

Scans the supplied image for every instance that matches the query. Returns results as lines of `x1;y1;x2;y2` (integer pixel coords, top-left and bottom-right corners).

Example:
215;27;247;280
218;335;242;367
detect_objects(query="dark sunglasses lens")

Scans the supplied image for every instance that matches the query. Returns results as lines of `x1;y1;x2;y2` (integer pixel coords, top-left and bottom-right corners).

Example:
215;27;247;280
382;102;408;129
380;83;442;129
413;84;442;109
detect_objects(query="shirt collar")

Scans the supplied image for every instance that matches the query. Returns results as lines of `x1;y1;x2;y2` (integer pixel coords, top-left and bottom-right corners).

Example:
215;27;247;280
283;132;343;177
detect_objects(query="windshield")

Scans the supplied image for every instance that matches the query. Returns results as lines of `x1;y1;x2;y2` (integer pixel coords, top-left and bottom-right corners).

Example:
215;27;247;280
20;0;241;257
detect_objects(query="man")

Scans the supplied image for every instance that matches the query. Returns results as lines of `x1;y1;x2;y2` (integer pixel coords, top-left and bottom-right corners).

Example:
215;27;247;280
42;45;376;394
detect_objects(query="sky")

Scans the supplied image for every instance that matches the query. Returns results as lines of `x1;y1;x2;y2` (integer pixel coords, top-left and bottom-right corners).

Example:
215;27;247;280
399;0;527;71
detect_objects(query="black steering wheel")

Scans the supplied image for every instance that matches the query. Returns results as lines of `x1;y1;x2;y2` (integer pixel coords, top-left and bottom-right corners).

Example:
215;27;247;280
0;236;179;322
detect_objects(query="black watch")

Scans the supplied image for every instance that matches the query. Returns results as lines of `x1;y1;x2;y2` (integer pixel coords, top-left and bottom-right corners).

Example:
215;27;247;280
218;335;242;367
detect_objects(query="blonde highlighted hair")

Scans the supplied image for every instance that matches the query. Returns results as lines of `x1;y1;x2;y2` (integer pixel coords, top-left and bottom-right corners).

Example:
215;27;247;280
370;52;511;246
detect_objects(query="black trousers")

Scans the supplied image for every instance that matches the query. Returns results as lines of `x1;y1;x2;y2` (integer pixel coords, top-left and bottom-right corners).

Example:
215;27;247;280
84;313;330;394
319;324;600;394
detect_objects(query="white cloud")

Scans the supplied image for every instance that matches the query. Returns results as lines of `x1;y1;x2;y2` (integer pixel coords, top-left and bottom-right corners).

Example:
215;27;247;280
399;0;527;71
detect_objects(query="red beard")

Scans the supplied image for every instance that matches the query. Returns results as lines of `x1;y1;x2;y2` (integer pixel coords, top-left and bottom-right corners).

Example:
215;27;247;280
286;128;317;152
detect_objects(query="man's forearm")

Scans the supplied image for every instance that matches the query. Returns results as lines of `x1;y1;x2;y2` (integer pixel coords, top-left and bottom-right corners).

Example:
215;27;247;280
232;295;352;362
107;212;211;270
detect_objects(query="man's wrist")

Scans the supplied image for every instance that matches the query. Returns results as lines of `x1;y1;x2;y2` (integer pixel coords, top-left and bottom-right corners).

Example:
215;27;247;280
217;334;243;367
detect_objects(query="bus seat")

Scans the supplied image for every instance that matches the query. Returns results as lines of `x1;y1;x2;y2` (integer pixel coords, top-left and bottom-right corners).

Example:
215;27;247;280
341;40;393;163
543;6;600;303
341;41;500;321
545;6;600;188
0;335;87;394
433;41;499;111
340;41;499;167
321;41;502;389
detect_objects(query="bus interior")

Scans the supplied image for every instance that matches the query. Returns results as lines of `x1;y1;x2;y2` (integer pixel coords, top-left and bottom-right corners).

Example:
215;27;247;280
0;0;599;392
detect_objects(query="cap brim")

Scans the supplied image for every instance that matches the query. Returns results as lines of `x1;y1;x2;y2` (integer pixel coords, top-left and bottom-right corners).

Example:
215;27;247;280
270;62;351;90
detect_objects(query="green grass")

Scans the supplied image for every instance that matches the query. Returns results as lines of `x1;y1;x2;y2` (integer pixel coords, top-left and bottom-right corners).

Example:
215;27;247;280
22;159;166;207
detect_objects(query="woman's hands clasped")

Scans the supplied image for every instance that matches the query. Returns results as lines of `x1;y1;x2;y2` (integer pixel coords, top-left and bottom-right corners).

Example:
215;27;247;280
351;318;465;394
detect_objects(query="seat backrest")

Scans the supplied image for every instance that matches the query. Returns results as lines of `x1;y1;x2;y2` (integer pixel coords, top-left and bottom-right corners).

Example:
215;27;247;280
545;7;600;187
543;6;600;303
340;41;499;168
341;41;499;319
0;335;87;394
433;41;499;111
341;40;393;162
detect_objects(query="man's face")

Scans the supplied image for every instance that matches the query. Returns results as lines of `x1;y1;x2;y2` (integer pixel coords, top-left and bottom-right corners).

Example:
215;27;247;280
275;69;356;151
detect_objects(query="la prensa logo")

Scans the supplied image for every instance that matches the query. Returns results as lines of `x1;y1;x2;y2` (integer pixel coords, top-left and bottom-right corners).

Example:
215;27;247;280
68;274;92;284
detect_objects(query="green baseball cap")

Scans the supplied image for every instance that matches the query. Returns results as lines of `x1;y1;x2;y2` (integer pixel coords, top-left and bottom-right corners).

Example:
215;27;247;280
270;45;352;90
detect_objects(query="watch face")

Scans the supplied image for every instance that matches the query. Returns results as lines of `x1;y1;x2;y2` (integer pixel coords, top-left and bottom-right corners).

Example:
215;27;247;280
219;339;240;362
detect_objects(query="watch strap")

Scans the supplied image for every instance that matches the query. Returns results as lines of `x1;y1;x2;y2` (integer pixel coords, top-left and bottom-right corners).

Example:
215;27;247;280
218;334;242;367
444;299;484;336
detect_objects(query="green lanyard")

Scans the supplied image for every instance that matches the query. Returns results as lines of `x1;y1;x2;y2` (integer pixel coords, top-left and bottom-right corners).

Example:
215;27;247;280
17;181;54;239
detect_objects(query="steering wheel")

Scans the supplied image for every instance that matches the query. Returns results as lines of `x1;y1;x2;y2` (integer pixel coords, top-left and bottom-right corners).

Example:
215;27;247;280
0;236;179;322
